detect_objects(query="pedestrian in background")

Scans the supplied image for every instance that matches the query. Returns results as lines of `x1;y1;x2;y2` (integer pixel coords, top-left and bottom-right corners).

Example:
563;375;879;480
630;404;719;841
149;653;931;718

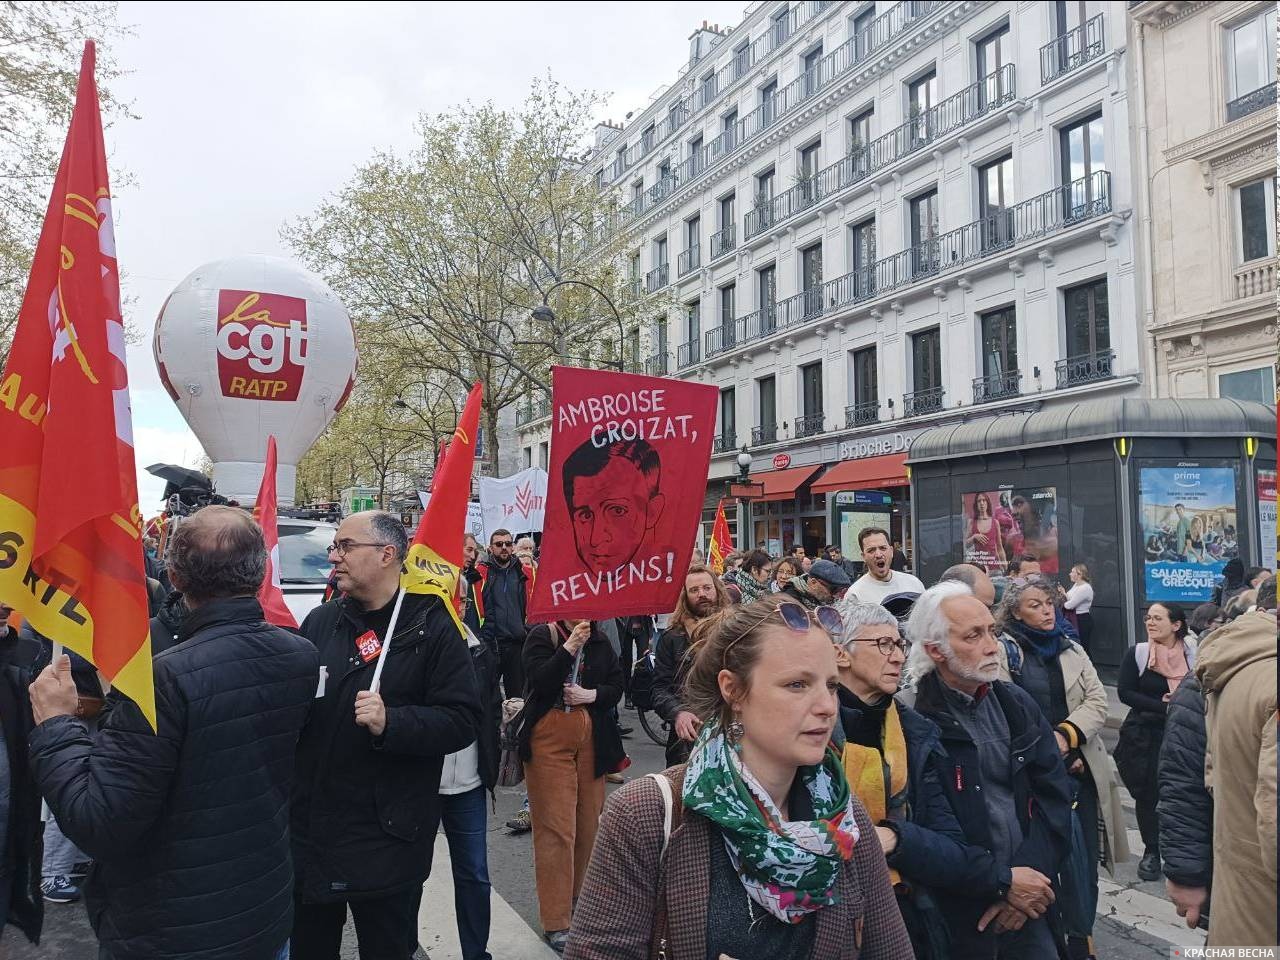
521;619;625;953
1187;603;1224;640
723;549;771;604
781;557;852;609
1058;563;1095;655
0;600;41;944
477;528;533;699
567;597;912;960
770;556;799;593
1158;664;1213;932
1116;601;1193;881
29;506;319;960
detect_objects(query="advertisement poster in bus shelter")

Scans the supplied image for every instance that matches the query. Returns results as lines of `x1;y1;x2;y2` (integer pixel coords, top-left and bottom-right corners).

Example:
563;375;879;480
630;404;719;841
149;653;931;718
1258;468;1276;571
1139;466;1239;603
959;486;1059;575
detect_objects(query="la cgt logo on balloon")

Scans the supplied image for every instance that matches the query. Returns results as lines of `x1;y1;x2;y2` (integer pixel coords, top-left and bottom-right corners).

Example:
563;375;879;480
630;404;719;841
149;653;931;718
215;290;308;401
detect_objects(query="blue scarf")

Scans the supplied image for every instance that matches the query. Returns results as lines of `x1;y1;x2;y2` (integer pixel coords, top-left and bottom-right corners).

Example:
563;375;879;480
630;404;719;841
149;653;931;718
1004;618;1068;660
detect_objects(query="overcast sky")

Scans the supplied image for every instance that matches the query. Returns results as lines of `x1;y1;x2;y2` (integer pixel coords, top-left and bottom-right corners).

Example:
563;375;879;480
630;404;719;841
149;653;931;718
110;0;745;508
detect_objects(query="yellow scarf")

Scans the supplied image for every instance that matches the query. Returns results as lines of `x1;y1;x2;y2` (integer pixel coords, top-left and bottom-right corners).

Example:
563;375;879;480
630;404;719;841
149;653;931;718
841;698;909;885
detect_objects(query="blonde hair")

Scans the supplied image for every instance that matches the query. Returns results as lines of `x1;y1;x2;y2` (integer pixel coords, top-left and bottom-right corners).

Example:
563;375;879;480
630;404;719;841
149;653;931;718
1072;563;1090;582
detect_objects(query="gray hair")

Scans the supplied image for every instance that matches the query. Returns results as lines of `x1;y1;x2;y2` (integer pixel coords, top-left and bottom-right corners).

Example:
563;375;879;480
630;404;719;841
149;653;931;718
994;575;1058;632
834;598;899;646
904;580;973;684
167;505;266;605
939;563;984;590
369;511;409;561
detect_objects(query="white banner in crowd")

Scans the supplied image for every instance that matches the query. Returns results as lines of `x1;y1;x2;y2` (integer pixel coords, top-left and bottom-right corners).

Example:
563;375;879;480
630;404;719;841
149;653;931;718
418;490;485;537
478;467;549;541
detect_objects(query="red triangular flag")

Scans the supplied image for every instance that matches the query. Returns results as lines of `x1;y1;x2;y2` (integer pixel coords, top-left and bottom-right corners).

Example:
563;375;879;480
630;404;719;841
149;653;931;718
253;435;298;628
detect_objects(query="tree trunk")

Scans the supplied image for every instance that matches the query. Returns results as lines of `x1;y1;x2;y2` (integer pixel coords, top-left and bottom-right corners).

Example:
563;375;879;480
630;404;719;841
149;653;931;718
483;400;501;479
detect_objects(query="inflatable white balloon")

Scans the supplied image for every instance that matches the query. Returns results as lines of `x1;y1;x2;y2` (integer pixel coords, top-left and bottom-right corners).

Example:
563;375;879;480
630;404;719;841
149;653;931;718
153;255;358;506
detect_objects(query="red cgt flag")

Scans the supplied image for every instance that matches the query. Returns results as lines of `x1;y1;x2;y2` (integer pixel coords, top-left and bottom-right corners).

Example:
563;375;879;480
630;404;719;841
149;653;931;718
0;42;155;726
252;435;297;629
708;499;733;574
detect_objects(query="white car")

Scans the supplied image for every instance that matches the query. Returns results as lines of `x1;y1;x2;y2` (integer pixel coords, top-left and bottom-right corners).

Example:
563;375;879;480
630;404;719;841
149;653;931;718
277;518;338;623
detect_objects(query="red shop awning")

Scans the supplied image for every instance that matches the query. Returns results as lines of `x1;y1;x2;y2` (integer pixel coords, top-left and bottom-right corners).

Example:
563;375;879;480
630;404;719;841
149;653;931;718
810;454;909;495
744;464;823;502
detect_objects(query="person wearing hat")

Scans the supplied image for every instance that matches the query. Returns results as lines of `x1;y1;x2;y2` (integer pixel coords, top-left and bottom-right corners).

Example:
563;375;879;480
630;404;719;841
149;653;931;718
779;558;853;609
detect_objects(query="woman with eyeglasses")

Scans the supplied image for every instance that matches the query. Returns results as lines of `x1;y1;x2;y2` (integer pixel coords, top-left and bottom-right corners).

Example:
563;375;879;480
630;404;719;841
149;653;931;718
565;596;911;960
1115;601;1194;883
994;575;1128;960
832;600;1008;959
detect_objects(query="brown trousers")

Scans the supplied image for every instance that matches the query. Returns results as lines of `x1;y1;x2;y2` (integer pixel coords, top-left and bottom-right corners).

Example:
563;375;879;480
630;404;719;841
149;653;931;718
525;705;605;932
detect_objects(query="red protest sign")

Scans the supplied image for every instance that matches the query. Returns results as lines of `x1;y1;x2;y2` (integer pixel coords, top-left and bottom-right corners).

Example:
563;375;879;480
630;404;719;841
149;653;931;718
527;365;718;622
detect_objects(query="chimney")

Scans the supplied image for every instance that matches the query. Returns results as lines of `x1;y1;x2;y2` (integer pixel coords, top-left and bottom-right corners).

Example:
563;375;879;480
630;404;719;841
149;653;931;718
593;121;621;151
688;22;724;65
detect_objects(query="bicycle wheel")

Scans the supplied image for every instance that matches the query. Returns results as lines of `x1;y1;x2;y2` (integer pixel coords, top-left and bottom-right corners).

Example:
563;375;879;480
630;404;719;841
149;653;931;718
637;707;668;747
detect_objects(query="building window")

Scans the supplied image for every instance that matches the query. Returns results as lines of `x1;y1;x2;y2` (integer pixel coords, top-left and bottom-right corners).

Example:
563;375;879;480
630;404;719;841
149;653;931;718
907;68;937;143
802;44;824;96
851;7;876;59
641;124;655;153
1064;277;1110;357
688;134;704;175
631;180;644;203
912;327;942;391
801;361;824;418
772;6;791;45
798;140;821;203
686;299;700;346
1060;111;1106;216
853;345;878;406
627;327;641;369
980;305;1019;381
800;242;823;317
720;388;737;445
757;263;777;330
1055;0;1088;35
849;217;877;298
756;375;777;444
761;77;779;125
522;447;533;470
722;109;738;150
848;107;873;161
978;153;1014;249
756;167;775;208
733;41;750;80
1218;366;1276;404
909;189;939;276
1237;177;1276;263
975;22;1011;104
654;235;668;266
1227;7;1277;102
720;283;736;328
538;442;549;470
719;192;736;229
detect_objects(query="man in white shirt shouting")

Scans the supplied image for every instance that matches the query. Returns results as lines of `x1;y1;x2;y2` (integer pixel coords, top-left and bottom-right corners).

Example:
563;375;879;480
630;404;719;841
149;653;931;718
851;527;925;603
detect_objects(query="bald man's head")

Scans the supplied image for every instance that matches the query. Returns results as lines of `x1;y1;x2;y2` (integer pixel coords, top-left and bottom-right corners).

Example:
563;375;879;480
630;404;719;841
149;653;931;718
940;562;996;608
166;505;266;606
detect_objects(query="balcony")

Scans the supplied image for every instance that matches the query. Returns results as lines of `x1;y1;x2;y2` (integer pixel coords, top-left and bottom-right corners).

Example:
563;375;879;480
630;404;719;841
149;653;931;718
752;424;778;445
737;303;779;342
1055;349;1114;389
972;370;1022;404
516;396;551;426
1226;81;1277;122
709;224;736;260
904;387;945;418
627;277;642;298
1235;259;1276;299
778;286;826;327
845;400;879;428
645;263;669;293
705;323;738;358
677;339;701;368
712;431;738;454
1040;14;1105;85
678;244;701;277
794;413;825;438
645;351;671;376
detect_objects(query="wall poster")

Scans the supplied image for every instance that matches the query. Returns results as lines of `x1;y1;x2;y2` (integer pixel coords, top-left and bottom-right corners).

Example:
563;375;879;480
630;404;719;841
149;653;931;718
960;486;1059;575
1139;466;1239;603
1258;468;1276;571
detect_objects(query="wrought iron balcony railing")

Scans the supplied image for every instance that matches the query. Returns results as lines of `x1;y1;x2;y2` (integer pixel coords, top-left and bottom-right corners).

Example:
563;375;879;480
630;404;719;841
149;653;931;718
1055;349;1114;388
903;387;945;418
677;339;701;368
709;224;736;260
752;424;778;445
516;396;551;426
794;414;826;439
645;351;671;377
972;370;1022;404
705;323;738;358
712;431;738;454
644;263;669;293
1040;14;1105;85
845;400;879;428
1226;81;1278;122
678;244;701;277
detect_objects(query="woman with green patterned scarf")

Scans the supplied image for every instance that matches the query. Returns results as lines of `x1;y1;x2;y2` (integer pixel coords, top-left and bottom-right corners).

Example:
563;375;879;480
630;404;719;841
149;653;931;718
565;596;912;960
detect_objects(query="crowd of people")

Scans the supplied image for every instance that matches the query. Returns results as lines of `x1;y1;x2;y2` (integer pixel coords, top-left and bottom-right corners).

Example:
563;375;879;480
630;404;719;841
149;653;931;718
0;513;1275;960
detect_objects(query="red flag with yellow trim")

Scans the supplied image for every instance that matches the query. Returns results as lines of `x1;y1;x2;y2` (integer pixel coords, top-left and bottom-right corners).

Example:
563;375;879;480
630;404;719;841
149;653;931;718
252;435;297;629
402;383;482;633
0;42;155;726
708;499;733;574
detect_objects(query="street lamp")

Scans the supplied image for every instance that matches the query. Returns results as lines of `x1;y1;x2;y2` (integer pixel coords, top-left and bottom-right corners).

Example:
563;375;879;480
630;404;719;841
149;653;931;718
728;444;765;552
530;279;628;372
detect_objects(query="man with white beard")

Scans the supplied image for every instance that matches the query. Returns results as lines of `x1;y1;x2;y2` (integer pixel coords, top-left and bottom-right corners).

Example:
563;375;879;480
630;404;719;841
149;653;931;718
900;582;1073;959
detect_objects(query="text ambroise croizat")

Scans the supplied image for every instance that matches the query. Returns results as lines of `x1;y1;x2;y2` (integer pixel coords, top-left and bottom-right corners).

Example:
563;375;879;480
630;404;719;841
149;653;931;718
557;387;699;448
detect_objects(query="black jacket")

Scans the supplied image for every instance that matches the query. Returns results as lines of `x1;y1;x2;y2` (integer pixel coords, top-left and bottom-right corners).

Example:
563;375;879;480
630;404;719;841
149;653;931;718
28;597;318;960
478;558;529;646
0;634;42;945
520;623;626;778
651;625;693;765
909;672;1073;958
293;591;480;902
1157;675;1213;890
468;637;502;792
149;590;188;656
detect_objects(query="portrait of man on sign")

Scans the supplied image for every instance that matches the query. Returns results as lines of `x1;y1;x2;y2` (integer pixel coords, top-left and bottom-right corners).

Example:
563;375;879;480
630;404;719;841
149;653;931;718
562;437;666;575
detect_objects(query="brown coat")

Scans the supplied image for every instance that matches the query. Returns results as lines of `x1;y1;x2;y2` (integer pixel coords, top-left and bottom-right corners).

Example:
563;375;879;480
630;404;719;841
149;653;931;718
1197;609;1277;947
565;766;913;960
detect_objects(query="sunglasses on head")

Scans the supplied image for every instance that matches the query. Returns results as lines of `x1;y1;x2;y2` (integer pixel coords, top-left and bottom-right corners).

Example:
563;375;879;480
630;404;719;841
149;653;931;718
723;601;844;666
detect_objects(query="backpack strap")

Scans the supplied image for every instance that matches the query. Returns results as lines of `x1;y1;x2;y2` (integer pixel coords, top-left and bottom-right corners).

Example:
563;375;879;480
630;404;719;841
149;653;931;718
1134;642;1149;676
1001;635;1023;678
647;771;684;960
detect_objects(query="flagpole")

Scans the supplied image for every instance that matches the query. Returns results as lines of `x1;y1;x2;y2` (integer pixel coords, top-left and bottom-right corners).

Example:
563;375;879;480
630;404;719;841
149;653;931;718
368;586;407;695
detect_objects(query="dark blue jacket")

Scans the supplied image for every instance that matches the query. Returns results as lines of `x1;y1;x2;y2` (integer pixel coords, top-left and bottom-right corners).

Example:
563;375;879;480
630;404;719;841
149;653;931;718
29;597;319;960
908;672;1073;958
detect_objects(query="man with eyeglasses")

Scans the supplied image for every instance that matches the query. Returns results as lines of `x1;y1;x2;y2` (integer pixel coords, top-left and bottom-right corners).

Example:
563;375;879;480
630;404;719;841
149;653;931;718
832;598;1005;959
291;510;479;960
473;528;532;700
